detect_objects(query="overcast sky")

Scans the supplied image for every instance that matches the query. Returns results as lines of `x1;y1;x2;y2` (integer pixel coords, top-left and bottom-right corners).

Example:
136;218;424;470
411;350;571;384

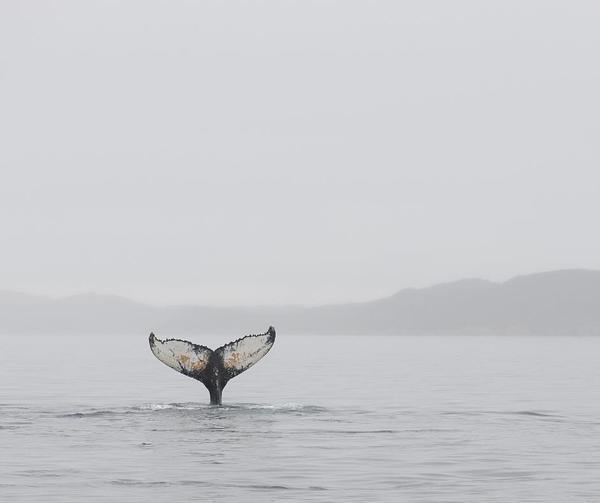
0;1;598;305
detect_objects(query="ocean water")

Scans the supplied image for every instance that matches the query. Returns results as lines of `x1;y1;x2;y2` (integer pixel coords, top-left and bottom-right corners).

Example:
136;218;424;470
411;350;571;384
2;333;600;502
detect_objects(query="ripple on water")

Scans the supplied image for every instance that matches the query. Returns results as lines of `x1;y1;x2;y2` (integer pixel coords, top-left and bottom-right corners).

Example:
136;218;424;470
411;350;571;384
54;402;331;419
440;409;563;420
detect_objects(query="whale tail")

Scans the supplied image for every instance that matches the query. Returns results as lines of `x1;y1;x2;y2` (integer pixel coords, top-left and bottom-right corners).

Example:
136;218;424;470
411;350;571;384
148;326;276;405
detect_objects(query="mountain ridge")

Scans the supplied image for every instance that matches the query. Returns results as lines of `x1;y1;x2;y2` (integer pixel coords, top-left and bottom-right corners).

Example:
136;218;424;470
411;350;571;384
2;269;599;335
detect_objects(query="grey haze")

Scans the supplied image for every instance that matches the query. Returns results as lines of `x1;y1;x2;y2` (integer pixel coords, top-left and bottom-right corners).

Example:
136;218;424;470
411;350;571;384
1;1;599;305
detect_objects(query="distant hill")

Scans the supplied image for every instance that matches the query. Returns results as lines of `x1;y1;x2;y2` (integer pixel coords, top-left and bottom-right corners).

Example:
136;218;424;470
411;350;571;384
2;270;600;335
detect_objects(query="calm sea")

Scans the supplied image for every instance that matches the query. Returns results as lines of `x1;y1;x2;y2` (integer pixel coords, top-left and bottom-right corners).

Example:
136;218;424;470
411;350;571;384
2;334;600;502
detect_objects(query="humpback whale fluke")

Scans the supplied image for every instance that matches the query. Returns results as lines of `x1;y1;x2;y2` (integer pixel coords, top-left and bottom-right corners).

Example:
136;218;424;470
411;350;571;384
148;326;276;405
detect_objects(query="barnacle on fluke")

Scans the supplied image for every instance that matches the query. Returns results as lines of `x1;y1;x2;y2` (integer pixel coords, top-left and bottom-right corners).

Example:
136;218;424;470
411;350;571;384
148;326;276;405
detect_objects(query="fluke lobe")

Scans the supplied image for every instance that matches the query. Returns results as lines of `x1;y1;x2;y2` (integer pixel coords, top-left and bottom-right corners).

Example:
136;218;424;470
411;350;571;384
148;326;276;405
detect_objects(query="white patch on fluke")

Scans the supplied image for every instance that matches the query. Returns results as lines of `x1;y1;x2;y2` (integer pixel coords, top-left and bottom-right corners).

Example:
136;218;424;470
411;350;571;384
216;331;275;377
149;334;211;374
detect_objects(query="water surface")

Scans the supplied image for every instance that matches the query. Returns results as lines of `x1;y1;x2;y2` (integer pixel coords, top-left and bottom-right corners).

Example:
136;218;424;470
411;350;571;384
2;334;600;501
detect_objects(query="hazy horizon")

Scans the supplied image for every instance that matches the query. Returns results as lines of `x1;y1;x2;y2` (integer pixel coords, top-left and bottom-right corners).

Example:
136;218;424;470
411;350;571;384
5;267;599;307
2;1;599;305
2;267;598;309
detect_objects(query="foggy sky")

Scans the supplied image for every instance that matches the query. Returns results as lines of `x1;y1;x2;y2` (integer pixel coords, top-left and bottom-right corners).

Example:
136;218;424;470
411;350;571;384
1;1;599;305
